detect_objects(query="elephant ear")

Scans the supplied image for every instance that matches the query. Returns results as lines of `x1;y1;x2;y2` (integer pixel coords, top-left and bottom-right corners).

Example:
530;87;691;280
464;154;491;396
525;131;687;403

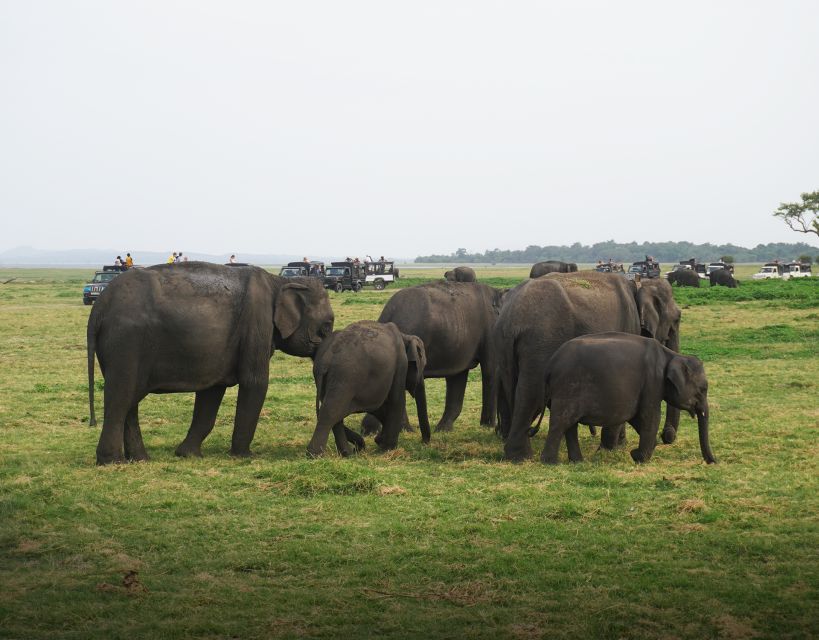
274;282;308;339
665;357;690;401
403;334;426;397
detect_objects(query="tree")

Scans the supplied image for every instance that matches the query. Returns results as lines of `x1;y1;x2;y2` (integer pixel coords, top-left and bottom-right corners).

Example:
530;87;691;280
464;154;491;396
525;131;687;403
774;191;819;239
720;255;734;264
797;254;812;263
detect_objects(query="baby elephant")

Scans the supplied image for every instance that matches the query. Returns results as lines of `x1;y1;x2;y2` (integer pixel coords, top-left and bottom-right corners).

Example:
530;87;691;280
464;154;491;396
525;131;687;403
538;332;716;465
310;321;427;457
444;266;477;282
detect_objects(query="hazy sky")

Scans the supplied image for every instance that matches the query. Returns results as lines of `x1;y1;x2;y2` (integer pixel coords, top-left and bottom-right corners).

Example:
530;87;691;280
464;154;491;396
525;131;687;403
1;1;818;258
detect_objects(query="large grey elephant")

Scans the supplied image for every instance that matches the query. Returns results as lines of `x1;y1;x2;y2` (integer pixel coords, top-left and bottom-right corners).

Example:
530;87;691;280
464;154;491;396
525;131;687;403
444;266;477;282
710;268;738;288
529;261;578;278
494;271;682;462
667;269;701;287
87;262;334;464
364;281;504;435
535;333;716;465
310;321;426;456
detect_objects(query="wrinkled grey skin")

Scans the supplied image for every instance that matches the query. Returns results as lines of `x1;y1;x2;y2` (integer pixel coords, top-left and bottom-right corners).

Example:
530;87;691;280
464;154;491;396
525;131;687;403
87;263;334;465
535;333;715;465
667;269;701;287
444;266;477;282
529;261;578;278
709;268;738;288
310;321;426;456
364;281;503;435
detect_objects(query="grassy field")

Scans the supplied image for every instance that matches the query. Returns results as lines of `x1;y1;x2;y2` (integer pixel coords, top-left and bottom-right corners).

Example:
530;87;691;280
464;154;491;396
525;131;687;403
0;267;817;639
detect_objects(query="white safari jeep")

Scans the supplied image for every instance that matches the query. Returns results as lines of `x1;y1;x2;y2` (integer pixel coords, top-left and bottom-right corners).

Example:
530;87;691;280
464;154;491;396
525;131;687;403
783;262;813;279
364;261;399;290
752;263;784;280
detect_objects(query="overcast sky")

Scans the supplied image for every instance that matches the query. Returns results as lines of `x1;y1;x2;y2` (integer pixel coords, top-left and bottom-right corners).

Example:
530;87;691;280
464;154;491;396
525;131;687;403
1;1;818;258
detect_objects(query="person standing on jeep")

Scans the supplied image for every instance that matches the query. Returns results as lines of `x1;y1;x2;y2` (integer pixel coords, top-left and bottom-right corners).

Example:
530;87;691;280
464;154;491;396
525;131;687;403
125;253;133;268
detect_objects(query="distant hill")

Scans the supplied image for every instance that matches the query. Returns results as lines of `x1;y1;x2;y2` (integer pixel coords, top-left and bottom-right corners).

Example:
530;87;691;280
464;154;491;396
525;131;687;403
0;246;305;266
415;241;819;264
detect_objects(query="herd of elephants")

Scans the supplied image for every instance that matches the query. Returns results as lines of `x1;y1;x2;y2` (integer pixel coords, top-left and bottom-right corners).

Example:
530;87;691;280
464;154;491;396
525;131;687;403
86;260;716;466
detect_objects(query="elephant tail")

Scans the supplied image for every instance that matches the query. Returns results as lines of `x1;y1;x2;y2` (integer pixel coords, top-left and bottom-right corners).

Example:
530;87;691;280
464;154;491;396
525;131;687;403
87;313;98;427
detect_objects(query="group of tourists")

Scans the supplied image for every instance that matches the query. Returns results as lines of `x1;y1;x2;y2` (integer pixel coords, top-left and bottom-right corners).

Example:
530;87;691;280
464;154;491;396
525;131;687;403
112;253;134;270
167;252;188;264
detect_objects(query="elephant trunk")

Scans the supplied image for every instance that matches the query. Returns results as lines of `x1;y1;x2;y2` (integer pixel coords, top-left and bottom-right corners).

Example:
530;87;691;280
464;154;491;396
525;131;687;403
696;403;717;464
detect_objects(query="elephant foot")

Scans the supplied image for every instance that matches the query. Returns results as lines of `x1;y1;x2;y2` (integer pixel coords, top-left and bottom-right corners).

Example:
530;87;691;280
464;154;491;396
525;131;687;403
434;421;454;433
175;442;203;458
504;442;533;463
630;448;652;464
126;452;150;463
229;447;253;459
661;427;677;445
96;453;125;466
306;446;325;459
402;422;416;433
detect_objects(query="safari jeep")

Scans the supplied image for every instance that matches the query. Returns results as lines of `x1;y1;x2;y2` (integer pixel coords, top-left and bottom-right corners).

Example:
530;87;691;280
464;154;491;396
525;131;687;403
783;261;813;279
323;261;365;292
364;260;399;290
82;266;123;305
752;263;785;280
279;261;325;278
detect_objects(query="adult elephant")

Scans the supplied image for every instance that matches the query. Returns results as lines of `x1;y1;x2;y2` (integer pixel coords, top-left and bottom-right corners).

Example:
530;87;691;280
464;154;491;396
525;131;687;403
710;268;738;288
364;281;503;435
495;272;682;461
444;266;477;282
87;262;334;465
667;269;700;287
529;261;578;278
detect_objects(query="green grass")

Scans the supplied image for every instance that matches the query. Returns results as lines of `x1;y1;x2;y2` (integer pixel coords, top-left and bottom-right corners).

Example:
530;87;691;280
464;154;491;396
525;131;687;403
0;268;817;639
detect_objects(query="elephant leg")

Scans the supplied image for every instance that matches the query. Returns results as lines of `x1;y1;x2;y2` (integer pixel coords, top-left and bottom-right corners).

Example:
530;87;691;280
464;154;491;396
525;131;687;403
361;413;382;436
176;385;227;458
565;424;583;463
630;416;659;464
378;383;407;451
414;383;431;444
332;421;353;457
401;404;415;432
96;373;137;465
343;425;365;452
308;400;347;457
599;423;627;450
662;404;680;444
504;365;543;462
436;370;468;432
123;404;149;462
230;382;268;457
540;416;570;465
479;358;496;428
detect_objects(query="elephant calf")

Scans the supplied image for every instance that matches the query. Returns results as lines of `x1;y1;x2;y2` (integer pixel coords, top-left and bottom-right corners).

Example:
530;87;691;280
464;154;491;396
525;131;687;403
444;266;477;282
310;321;427;457
536;332;716;465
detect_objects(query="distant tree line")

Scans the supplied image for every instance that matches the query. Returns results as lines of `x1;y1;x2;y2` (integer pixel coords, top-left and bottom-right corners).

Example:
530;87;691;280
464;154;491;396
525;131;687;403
415;241;819;264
